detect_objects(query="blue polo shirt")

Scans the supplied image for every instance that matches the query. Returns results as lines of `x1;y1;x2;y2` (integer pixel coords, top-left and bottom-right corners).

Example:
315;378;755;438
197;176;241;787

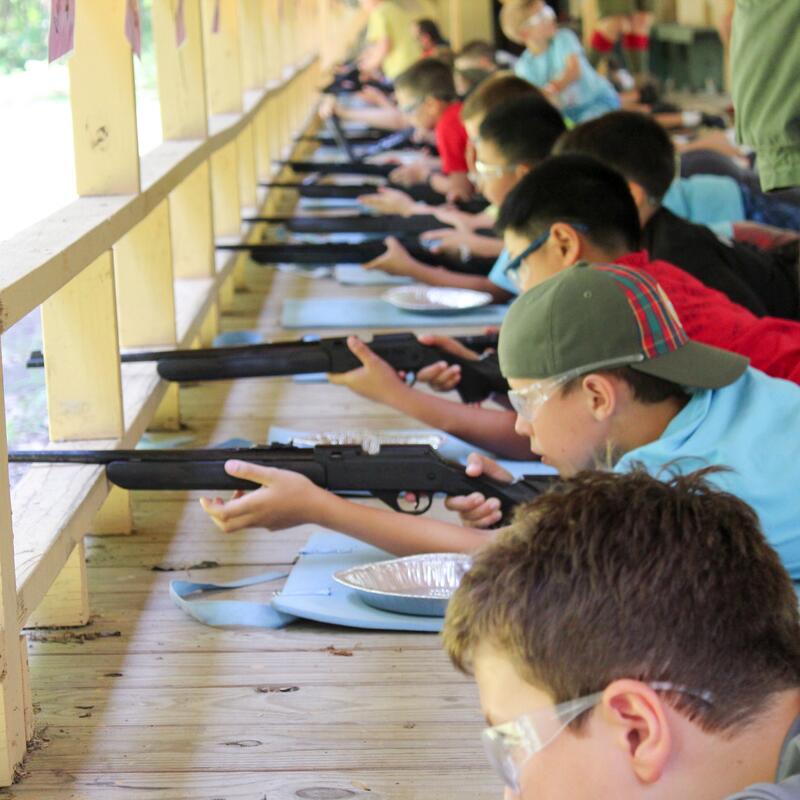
615;368;800;579
662;175;746;238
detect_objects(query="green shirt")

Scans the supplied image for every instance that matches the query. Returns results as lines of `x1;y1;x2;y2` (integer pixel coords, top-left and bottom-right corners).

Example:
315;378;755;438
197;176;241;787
366;2;421;80
732;1;800;191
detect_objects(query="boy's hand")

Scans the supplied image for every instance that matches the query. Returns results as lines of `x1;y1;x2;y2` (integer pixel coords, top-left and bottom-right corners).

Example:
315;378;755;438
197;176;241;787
199;462;323;533
389;161;431;187
415;333;481;392
319;95;337;120
357;186;416;216
445;453;513;529
328;335;406;403
420;228;471;257
363;236;419;277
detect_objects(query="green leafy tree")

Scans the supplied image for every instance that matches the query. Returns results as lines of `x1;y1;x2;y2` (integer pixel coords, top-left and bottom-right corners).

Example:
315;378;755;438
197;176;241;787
0;0;49;74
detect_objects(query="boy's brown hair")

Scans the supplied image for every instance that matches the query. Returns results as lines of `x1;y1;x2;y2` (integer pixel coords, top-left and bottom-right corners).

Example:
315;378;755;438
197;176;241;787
443;469;800;734
461;71;541;123
394;57;457;102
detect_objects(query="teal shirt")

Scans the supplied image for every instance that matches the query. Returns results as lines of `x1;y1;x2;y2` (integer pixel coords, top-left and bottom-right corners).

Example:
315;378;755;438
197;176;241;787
615;368;800;579
514;29;620;123
662;175;746;239
487;248;519;294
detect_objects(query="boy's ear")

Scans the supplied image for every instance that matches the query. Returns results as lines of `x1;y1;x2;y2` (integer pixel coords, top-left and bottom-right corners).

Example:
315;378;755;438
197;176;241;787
627;181;649;210
550;223;583;266
600;680;673;785
580;373;616;421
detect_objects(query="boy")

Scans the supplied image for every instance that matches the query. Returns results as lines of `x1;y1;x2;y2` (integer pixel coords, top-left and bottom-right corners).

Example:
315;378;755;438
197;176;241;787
443;468;800;799
200;191;800;578
360;92;565;301
358;0;420;80
390;58;473;202
556;111;800;319
501;0;620;123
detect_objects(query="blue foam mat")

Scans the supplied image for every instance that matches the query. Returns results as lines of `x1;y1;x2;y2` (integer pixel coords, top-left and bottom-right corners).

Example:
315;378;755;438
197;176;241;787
281;297;508;329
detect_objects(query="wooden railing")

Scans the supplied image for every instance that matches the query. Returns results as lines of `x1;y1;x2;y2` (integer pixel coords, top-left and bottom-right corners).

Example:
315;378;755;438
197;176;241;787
0;0;364;784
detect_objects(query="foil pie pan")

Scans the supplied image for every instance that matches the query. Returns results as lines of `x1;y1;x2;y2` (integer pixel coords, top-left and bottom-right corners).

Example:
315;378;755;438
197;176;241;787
334;553;472;617
383;285;493;314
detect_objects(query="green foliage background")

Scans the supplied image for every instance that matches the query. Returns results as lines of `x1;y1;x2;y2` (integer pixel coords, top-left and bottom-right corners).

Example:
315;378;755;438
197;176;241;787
0;0;156;77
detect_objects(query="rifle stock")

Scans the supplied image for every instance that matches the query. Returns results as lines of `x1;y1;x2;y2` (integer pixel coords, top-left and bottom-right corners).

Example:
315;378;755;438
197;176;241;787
7;444;554;517
239;214;447;235
27;333;508;404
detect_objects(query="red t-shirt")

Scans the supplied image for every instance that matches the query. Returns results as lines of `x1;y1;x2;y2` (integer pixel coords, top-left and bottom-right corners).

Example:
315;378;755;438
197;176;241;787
435;102;469;175
618;251;800;384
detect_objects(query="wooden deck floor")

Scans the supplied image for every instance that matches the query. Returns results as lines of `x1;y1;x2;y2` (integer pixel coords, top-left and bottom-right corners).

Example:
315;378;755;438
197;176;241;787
5;244;500;798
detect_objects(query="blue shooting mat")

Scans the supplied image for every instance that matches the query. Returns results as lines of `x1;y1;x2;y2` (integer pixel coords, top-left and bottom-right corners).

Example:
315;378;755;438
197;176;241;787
266;426;557;480
333;265;412;286
281;297;509;329
297;197;367;212
170;532;444;632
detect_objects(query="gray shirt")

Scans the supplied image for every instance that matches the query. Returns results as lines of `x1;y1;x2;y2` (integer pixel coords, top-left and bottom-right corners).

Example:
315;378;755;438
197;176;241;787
727;718;800;799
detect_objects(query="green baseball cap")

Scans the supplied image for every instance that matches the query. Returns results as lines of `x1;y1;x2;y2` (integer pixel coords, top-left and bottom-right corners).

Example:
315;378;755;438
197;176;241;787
498;262;749;389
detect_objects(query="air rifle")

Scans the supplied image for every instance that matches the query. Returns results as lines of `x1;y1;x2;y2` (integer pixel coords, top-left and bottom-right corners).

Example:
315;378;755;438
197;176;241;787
217;237;495;275
240;214;448;235
257;181;489;214
277;161;396;178
27;332;508;404
7;444;553;517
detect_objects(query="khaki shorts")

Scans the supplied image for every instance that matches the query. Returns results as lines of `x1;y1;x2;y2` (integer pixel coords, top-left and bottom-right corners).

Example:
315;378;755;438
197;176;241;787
596;0;655;17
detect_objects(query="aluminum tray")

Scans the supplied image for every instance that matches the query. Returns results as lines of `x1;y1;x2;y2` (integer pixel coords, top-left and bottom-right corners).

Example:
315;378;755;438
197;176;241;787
334;553;472;617
382;285;493;314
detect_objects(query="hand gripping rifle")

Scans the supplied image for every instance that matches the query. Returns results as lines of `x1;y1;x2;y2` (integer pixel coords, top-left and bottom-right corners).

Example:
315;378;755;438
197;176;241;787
27;332;509;404
7;444;553;518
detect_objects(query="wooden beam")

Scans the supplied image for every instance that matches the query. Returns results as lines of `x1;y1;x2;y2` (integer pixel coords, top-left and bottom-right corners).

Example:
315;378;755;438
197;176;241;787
152;0;209;140
239;0;267;89
0;352;26;784
210;139;242;238
68;0;140;195
26;543;89;629
202;0;244;115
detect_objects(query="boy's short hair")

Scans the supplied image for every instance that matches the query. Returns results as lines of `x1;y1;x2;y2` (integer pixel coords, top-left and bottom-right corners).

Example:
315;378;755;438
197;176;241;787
461;72;541;122
478;95;567;167
555;110;677;202
496;153;641;251
456;40;497;63
394;57;457;102
444;469;800;734
500;0;538;44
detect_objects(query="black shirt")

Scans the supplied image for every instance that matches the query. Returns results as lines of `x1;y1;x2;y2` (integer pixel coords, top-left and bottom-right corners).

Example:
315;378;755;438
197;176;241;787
642;207;800;320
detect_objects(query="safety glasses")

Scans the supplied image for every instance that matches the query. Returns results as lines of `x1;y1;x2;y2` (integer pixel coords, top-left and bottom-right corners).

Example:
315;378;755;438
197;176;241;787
503;223;588;290
483;681;713;793
399;97;424;116
523;4;557;29
507;354;645;422
474;158;517;180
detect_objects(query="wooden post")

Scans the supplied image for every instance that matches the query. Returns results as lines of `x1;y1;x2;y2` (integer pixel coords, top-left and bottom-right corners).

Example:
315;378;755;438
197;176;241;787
113;201;178;349
153;0;209;140
171;161;216;279
202;0;244;116
0;354;27;784
26;543;89;629
68;0;140;195
239;0;267;90
211;139;242;238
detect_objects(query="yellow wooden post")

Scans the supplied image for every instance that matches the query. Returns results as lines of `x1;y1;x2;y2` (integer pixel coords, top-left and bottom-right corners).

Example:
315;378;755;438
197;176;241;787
153;0;210;140
171;161;216;279
68;0;140;196
0;354;27;783
239;0;266;90
202;0;244;116
39;0;139;612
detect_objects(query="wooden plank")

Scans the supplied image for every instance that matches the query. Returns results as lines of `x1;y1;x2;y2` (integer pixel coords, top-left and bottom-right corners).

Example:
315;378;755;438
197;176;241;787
0;770;498;799
211;140;242;237
238;126;257;209
153;0;209;140
0;353;26;784
41;251;124;442
68;0;140;195
113;200;178;348
202;0;244;116
18;724;485;772
239;0;267;89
